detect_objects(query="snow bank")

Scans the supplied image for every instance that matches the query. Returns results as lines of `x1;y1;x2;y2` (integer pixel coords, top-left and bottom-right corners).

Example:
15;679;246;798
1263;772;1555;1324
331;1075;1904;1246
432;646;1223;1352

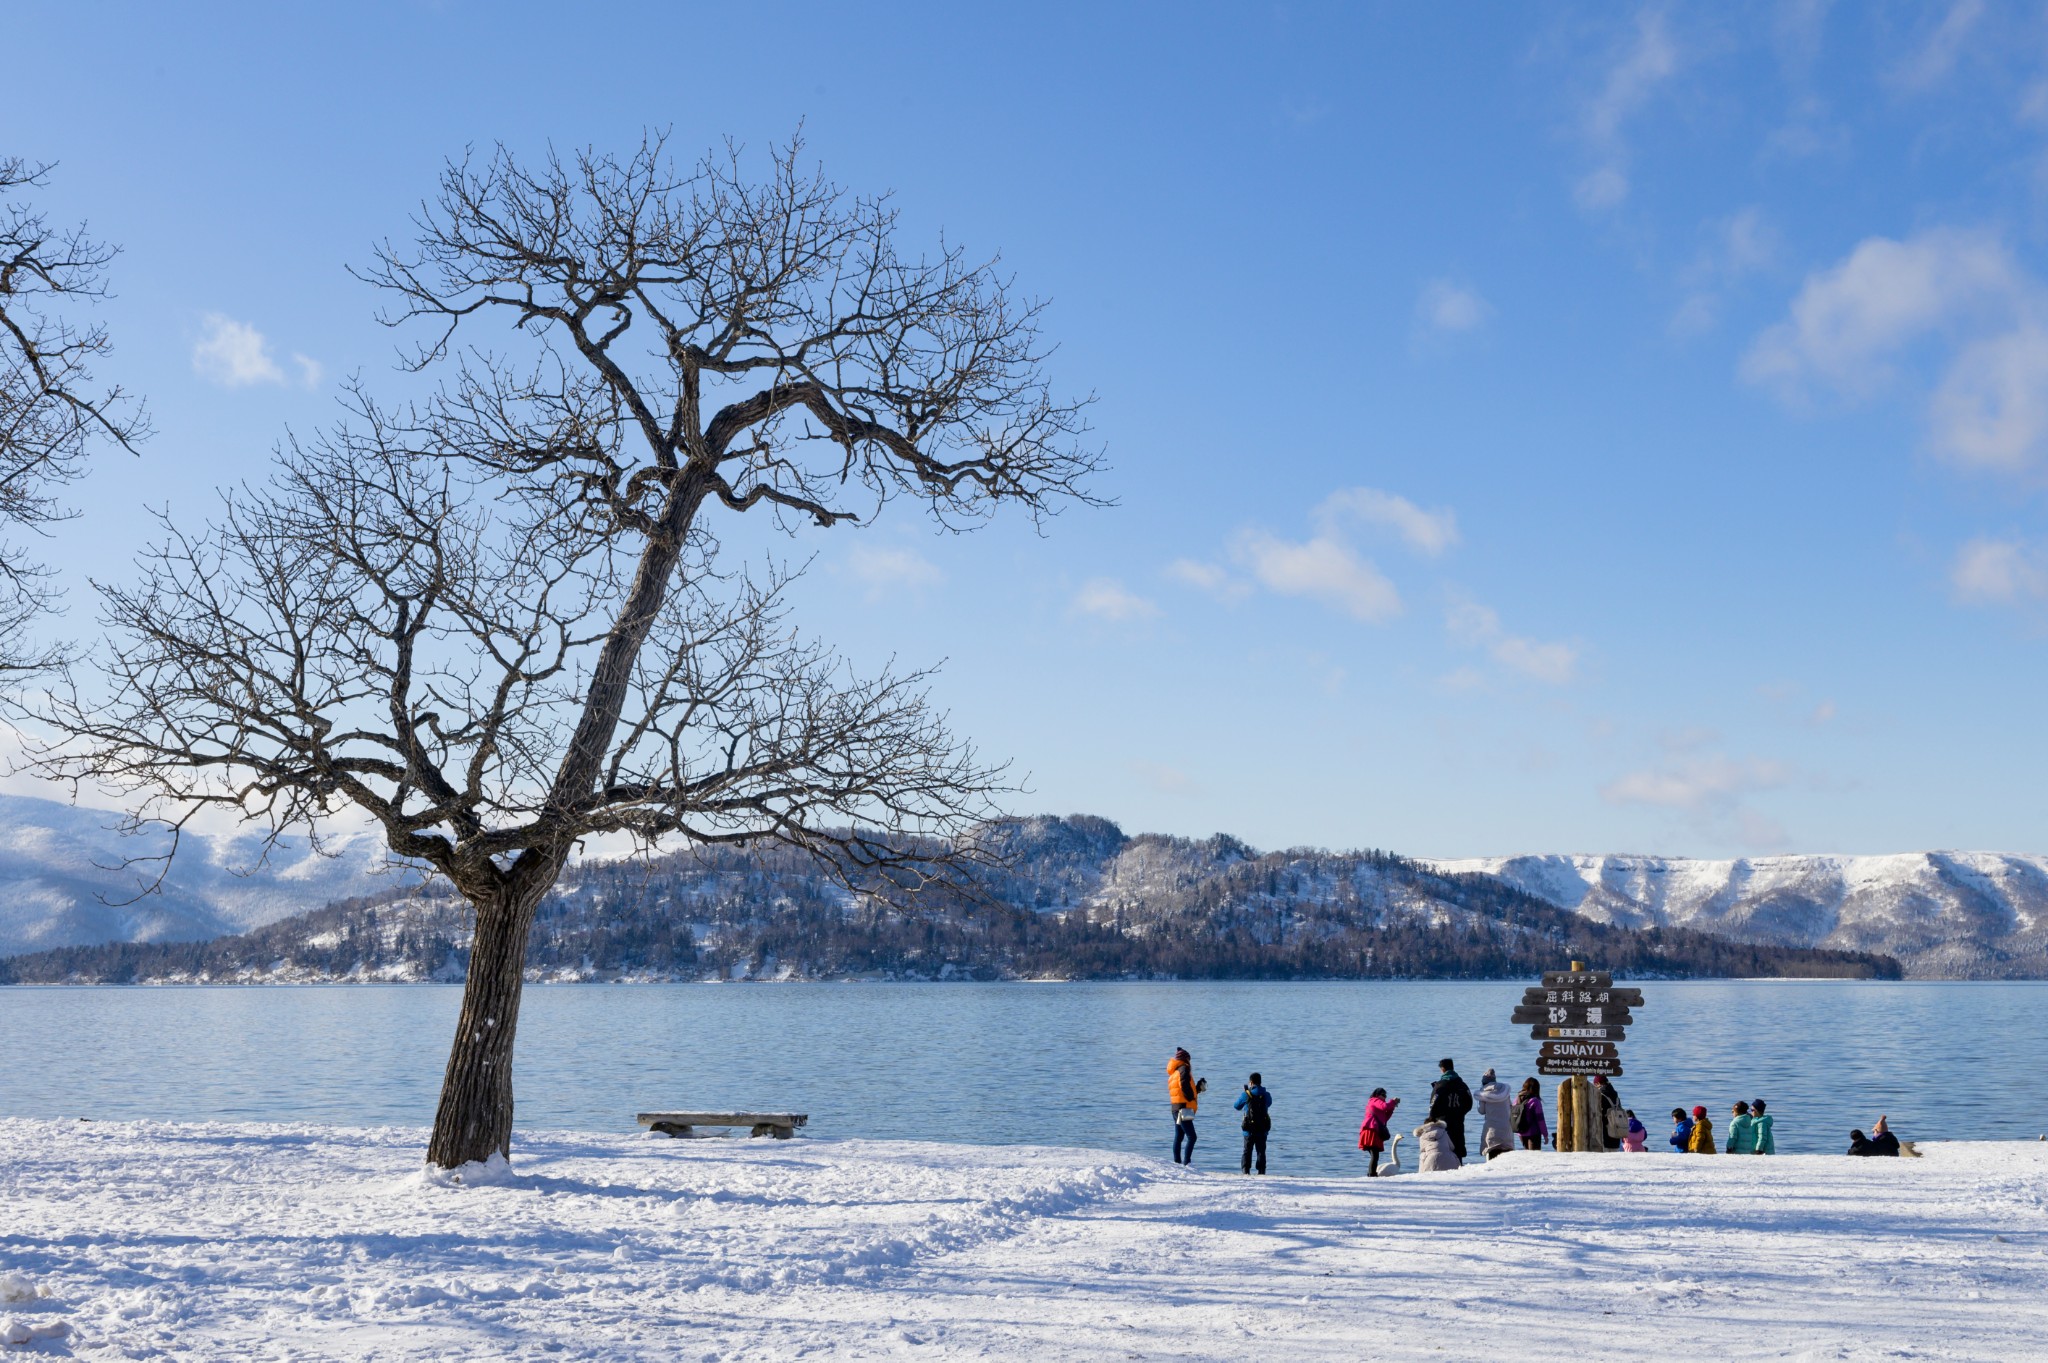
3;1118;2045;1359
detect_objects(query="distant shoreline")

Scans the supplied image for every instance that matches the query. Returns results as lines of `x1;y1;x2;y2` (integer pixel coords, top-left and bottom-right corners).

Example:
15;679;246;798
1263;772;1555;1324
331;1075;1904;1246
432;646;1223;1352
6;973;2038;988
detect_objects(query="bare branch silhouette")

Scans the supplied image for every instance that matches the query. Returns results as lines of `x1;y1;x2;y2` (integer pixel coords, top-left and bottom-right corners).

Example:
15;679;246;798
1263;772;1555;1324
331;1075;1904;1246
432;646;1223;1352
35;133;1098;1167
0;157;149;671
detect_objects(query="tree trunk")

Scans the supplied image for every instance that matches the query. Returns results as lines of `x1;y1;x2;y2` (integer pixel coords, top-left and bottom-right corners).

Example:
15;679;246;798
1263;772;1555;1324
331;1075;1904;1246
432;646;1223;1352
427;888;541;1168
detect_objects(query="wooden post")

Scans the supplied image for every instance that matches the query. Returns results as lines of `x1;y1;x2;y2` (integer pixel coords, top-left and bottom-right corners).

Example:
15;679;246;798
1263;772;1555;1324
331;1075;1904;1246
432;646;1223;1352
1556;1076;1578;1151
1576;1071;1602;1152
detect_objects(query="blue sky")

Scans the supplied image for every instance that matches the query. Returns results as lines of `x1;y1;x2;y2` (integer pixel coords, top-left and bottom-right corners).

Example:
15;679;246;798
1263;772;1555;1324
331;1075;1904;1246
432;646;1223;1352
8;1;2048;858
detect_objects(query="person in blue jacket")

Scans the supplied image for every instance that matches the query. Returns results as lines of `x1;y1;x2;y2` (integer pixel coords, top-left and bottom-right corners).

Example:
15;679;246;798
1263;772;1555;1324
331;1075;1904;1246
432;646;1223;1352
1668;1106;1695;1152
1235;1073;1274;1175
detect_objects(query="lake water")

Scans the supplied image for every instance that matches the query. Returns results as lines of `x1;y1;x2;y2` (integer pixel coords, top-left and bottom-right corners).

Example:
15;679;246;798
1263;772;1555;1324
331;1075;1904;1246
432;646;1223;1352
2;981;2039;1176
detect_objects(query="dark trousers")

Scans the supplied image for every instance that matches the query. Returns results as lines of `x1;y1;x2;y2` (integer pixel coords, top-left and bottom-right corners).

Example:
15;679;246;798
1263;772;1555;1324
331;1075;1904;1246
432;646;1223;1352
1241;1128;1268;1174
1448;1120;1467;1161
1366;1146;1382;1176
1173;1117;1197;1164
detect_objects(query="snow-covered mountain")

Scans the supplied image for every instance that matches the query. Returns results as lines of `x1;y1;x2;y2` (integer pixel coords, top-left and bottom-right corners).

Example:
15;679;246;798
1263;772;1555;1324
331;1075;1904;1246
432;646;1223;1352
0;793;408;957
1427;851;2048;977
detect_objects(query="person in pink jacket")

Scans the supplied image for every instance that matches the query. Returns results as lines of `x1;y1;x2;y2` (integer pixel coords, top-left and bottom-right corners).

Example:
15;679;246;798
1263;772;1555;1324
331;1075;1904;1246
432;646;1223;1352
1621;1109;1648;1151
1358;1088;1400;1177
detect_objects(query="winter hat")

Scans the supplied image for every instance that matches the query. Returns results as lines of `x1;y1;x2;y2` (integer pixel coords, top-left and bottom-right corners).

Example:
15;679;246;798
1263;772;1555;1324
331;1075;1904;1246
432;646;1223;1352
1691;1105;1707;1118
1481;1069;1496;1084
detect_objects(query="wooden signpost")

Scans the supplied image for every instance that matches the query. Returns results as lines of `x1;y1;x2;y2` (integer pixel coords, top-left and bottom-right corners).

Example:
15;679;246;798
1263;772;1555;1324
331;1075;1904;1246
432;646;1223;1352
1516;961;1646;1152
1511;1005;1637;1026
1523;965;1646;1072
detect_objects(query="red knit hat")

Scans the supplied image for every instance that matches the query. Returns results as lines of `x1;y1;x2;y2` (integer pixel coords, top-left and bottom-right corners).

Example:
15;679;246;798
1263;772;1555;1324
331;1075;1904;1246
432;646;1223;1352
1691;1105;1707;1118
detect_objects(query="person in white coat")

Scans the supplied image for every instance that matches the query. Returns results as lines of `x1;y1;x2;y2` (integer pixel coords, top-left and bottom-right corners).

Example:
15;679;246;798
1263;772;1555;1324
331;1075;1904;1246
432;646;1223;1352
1475;1068;1515;1159
1414;1119;1462;1173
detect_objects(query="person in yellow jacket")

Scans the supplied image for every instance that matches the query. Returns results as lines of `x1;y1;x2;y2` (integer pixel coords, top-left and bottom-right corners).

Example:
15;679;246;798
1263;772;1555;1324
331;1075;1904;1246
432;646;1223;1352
1168;1047;1206;1165
1687;1104;1717;1154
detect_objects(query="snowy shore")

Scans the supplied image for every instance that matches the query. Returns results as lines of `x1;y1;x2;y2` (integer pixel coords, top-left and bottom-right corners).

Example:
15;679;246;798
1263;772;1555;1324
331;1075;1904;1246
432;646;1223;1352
3;1119;2045;1360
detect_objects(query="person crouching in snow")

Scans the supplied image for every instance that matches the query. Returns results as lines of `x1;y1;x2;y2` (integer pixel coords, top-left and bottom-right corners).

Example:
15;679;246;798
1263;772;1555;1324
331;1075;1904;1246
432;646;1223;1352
1687;1104;1716;1153
1414;1118;1461;1173
1726;1101;1758;1154
1476;1069;1515;1159
1622;1110;1647;1151
1235;1072;1273;1175
1168;1048;1205;1166
1514;1077;1548;1150
1358;1088;1400;1176
1669;1107;1694;1152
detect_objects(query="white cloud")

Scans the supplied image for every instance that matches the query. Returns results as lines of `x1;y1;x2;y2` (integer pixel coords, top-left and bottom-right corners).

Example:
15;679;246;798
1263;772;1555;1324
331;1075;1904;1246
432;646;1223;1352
192;314;285;387
1746;230;2048;473
1951;536;2048;605
192;314;323;390
1574;166;1631;212
1718;207;1777;277
1316;488;1459;556
1929;326;2048;472
1072;577;1160;623
1810;699;1837;726
1600;753;1795;848
1165;557;1250;603
1416;280;1490;335
1601;755;1792;808
1445;598;1579;684
1193;487;1456;626
1763;96;1850;162
1889;0;1984;92
1575;8;1679;212
1742;230;2014;398
845;545;943;599
1232;529;1401;623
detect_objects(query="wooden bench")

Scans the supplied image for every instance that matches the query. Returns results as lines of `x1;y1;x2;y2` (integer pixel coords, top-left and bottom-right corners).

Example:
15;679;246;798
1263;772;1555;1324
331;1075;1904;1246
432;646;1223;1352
637;1111;808;1140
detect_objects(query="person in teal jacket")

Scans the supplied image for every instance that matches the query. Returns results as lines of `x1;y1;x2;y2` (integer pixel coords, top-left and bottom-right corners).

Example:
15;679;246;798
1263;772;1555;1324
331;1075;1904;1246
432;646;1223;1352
1750;1098;1775;1154
1726;1101;1759;1154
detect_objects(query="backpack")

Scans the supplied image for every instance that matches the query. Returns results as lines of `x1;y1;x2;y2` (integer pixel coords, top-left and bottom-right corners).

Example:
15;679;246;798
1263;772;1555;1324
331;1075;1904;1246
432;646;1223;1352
1605;1106;1628;1141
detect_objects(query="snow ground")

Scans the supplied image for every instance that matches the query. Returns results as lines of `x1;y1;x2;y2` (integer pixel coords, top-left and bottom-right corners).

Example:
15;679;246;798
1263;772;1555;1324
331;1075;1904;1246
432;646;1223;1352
3;1119;2045;1361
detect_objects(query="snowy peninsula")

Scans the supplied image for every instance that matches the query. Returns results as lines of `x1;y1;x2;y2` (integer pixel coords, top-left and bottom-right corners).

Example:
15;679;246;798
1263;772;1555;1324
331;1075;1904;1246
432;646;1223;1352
4;1119;2043;1359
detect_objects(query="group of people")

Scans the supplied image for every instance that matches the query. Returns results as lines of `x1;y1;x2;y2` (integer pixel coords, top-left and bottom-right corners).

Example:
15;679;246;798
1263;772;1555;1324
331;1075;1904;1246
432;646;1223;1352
1848;1114;1902;1156
1167;1046;1275;1175
1397;1062;1644;1169
1666;1099;1777;1154
1171;1045;1907;1171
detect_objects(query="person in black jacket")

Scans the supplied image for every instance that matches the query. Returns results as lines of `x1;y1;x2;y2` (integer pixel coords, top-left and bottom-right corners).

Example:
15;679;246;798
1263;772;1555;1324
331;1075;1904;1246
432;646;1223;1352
1427;1058;1473;1162
1592;1075;1624;1151
1235;1073;1274;1174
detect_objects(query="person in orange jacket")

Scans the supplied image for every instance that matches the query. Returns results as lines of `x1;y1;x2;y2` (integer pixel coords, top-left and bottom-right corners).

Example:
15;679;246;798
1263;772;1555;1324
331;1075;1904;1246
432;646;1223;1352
1168;1047;1205;1165
1687;1104;1717;1154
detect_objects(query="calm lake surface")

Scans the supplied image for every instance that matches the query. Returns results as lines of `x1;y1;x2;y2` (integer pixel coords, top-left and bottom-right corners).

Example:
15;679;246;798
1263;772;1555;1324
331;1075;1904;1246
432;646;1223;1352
2;981;2040;1176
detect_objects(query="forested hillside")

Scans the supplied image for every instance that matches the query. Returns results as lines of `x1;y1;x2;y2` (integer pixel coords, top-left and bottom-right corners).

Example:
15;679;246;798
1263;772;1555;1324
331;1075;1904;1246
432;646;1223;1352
0;816;1898;984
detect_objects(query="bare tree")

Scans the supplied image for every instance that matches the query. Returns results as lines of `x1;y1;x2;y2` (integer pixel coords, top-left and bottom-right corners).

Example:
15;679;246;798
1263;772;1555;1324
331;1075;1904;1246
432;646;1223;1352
35;133;1098;1167
0;158;148;670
